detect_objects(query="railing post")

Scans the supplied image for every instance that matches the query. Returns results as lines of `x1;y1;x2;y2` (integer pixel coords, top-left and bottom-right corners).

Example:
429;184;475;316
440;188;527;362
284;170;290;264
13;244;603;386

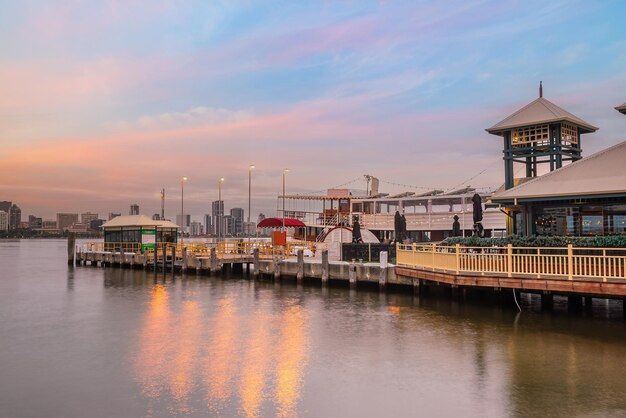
455;244;460;274
507;244;512;278
567;244;573;280
431;243;436;271
602;248;607;282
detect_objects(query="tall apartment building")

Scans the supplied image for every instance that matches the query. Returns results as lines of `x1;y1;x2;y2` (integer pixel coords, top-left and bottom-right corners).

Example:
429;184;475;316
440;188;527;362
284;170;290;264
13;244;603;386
130;204;139;215
56;213;79;231
204;214;213;235
81;212;99;225
230;207;244;235
212;200;224;237
9;204;21;229
0;211;8;231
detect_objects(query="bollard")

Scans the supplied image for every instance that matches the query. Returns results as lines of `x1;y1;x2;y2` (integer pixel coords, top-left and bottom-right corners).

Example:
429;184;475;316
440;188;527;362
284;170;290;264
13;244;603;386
321;250;329;284
349;263;357;288
253;248;259;278
274;257;281;281
67;232;76;265
379;251;388;290
297;250;304;282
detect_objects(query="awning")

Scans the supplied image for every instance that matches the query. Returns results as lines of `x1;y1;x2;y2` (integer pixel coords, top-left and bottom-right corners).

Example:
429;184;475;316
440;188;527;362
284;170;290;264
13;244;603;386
257;218;306;228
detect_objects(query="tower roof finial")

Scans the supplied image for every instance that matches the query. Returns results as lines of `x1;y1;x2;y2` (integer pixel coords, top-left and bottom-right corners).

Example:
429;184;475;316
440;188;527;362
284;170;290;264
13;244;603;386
539;81;543;98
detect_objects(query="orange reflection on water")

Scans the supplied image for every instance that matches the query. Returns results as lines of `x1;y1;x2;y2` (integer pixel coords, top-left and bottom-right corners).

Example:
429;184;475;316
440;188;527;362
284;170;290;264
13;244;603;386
204;296;239;413
135;285;172;399
168;300;202;413
274;304;309;418
239;309;272;418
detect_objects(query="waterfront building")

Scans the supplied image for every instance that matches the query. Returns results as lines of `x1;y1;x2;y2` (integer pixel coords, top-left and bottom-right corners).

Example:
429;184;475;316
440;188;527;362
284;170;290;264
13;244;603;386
42;220;57;230
488;94;626;236
0;211;8;231
204;214;213;235
81;212;98;226
108;212;121;221
56;213;79;232
129;204;139;215
101;215;178;251
212;200;224;237
28;215;42;229
223;215;233;236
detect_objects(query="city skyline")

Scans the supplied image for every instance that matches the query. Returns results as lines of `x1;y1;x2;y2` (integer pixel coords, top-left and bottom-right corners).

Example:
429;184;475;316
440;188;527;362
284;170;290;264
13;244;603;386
1;1;626;219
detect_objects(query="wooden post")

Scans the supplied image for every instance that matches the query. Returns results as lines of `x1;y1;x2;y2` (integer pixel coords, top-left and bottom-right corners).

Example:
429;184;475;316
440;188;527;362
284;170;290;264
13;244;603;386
253;248;259;278
567;244;573;280
153;247;158;271
349;263;357;288
210;247;218;275
273;257;281;281
455;244;460;274
182;247;188;273
161;245;167;271
170;245;175;272
602;248;607;282
379;251;388;290
67;232;76;265
297;250;304;282
321;250;329;284
507;244;513;278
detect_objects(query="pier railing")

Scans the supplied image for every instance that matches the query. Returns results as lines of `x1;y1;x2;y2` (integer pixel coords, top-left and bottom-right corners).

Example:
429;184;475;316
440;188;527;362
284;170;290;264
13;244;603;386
396;243;626;281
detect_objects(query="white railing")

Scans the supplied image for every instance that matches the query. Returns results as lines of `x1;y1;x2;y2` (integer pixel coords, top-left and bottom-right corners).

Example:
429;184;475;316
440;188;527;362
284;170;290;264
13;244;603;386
396;243;626;281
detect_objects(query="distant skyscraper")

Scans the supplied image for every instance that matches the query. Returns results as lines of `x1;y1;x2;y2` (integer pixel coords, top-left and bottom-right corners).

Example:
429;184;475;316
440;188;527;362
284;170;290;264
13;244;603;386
223;215;233;236
56;213;79;231
130;204;139;215
28;215;43;229
204;214;213;236
0;202;11;229
230;208;244;235
81;212;98;225
176;214;191;232
8;204;21;230
0;211;8;231
42;220;58;230
108;212;121;221
190;221;203;236
212;200;224;237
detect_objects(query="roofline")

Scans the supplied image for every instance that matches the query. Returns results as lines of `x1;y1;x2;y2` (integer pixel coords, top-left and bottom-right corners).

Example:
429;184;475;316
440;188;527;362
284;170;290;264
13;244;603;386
490;190;626;203
486;117;598;135
616;103;626;114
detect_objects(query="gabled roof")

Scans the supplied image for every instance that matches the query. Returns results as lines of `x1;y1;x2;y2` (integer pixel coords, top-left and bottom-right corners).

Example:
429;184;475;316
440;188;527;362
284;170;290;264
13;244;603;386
102;215;179;229
616;102;626;114
490;140;626;202
487;97;598;135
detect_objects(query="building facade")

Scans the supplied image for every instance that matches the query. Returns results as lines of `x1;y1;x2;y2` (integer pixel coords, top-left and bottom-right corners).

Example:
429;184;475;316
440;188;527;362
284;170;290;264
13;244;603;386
56;213;79;231
212;200;224;237
28;215;43;229
130;204;139;215
81;212;99;225
230;208;244;235
204;214;213;236
0;211;8;231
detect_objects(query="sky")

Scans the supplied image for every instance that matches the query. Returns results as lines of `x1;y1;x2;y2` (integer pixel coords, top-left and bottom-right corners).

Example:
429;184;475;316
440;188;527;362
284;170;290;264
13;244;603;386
1;0;626;221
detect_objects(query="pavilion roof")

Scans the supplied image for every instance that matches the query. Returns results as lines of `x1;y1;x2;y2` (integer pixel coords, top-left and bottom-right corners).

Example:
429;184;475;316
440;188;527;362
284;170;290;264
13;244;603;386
102;215;179;229
490;140;626;202
487;97;598;135
616;102;626;114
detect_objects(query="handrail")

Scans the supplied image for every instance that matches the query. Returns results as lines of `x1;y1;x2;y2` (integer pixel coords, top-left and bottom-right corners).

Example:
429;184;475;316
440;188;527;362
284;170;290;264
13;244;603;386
396;243;626;281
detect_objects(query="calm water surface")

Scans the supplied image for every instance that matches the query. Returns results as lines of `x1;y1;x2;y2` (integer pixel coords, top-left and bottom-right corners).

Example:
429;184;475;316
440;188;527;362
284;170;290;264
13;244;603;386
1;239;626;418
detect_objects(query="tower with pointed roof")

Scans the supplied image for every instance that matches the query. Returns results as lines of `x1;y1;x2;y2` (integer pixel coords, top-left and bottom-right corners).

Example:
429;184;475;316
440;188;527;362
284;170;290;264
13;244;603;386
616;102;626;115
487;82;598;190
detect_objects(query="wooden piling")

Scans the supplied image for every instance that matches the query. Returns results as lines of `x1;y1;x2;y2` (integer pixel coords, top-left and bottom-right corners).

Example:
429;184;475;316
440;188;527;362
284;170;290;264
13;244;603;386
253;248;259;278
67;232;76;265
274;257;281;281
379;251;388;290
170;246;175;271
297;250;304;282
210;248;218;275
541;291;554;311
321;250;329;284
161;245;167;271
182;248;188;273
349;263;357;288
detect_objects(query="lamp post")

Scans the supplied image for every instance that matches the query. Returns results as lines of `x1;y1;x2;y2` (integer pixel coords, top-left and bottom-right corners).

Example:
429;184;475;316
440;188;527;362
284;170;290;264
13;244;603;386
248;165;255;243
181;176;187;244
218;177;224;241
282;169;289;231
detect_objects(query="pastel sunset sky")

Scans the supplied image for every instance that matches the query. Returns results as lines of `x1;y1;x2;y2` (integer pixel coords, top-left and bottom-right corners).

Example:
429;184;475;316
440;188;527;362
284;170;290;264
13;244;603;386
1;0;626;221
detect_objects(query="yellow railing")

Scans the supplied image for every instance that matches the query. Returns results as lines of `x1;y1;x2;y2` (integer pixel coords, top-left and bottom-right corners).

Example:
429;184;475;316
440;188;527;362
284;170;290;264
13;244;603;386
82;240;328;259
397;243;626;281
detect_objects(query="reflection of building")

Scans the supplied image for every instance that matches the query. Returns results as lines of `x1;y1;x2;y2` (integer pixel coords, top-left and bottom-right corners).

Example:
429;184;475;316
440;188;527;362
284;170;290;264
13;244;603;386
130;204;139;215
56;213;79;231
489;92;626;236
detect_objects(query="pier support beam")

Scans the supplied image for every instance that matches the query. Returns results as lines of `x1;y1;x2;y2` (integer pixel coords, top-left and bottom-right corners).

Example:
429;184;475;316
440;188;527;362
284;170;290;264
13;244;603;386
253;249;259;278
541;291;554;311
274;258;281;282
321;250;329;284
210;248;219;275
568;295;583;313
379;251;388;290
297;250;304;283
170;246;175;272
67;232;76;265
349;263;357;289
182;248;188;273
585;297;593;312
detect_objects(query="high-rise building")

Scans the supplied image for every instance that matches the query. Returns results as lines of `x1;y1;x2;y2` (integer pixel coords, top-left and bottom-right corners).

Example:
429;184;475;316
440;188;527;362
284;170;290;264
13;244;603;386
108;212;121;221
212;200;224;236
0;211;8;231
204;214;213;236
223;215;233;236
230;208;244;235
243;221;256;236
9;204;21;229
176;214;191;233
81;212;98;225
130;204;139;215
57;213;79;231
190;221;203;236
28;215;43;229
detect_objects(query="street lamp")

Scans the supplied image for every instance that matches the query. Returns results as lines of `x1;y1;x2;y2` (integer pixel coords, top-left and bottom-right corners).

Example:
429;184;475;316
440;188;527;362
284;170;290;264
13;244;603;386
282;169;289;231
248;165;255;243
218;177;224;241
181;176;187;244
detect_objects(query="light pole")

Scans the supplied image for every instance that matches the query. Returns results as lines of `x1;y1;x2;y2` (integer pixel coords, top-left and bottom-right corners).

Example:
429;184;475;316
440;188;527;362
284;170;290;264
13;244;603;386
248;165;255;243
282;169;289;231
181;176;187;244
218;177;224;242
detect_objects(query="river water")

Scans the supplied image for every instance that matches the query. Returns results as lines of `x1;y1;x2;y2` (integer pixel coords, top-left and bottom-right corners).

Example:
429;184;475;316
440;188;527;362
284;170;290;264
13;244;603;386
1;239;626;418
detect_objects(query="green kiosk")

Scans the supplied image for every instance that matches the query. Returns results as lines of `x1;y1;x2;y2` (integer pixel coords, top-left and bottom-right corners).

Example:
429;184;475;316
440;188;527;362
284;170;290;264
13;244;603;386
101;215;179;252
